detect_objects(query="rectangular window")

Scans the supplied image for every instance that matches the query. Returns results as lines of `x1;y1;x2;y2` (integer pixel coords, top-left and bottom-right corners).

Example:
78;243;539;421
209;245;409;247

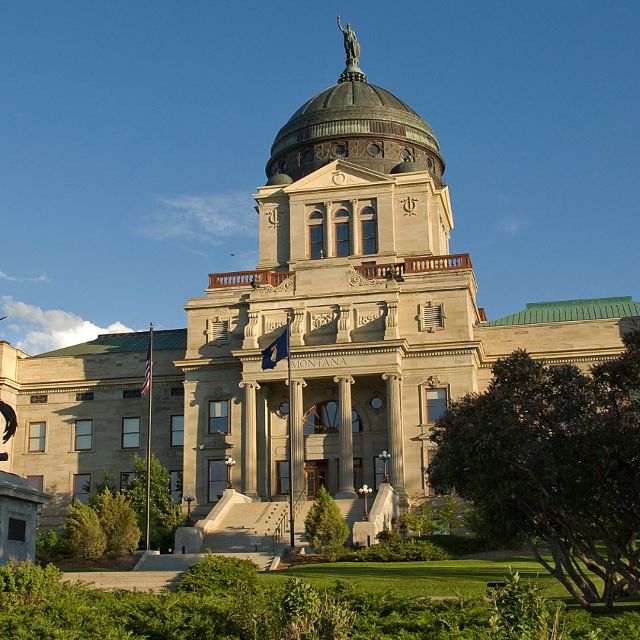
171;415;184;446
170;470;183;503
73;473;91;504
426;388;448;423
361;219;377;255
170;386;185;396
123;389;141;399
276;460;290;495
27;475;44;492
28;422;46;453
121;417;140;449
309;224;324;259
120;471;135;492
208;400;229;434
208;460;226;502
335;222;350;257
8;518;26;542
30;394;47;404
76;392;94;401
426;449;450;496
74;419;93;451
353;458;363;490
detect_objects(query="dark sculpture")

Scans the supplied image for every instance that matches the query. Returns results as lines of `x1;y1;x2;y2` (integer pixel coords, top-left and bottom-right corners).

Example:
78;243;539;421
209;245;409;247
0;400;17;444
337;16;360;62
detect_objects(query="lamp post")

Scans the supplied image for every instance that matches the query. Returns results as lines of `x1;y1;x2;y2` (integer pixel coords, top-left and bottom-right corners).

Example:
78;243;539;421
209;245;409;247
378;450;391;483
224;456;236;489
358;484;373;521
183;490;195;526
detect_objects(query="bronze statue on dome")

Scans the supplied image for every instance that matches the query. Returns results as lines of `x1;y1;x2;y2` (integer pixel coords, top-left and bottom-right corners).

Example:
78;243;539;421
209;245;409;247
337;16;360;63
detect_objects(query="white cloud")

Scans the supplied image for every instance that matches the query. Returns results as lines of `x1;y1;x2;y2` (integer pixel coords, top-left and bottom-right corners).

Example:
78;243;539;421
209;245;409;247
498;216;523;234
0;270;49;283
1;297;134;356
142;193;258;245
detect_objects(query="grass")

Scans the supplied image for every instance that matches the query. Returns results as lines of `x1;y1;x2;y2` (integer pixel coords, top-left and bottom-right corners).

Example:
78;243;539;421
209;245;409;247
260;556;571;599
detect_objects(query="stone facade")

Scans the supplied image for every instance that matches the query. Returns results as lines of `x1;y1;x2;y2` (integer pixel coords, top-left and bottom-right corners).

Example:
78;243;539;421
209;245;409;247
0;62;636;524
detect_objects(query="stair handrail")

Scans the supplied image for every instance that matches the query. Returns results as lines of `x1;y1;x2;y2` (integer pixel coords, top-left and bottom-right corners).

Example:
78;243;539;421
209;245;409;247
272;488;307;552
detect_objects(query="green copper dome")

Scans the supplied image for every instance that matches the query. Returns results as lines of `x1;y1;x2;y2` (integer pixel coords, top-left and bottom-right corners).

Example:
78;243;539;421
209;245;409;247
267;79;444;182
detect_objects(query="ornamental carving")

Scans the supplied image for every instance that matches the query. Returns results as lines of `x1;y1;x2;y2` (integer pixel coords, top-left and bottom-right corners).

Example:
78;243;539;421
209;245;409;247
265;207;279;229
311;312;335;330
356;307;384;328
426;375;441;388
331;171;346;185
347;265;376;287
264;317;288;333
263;275;295;295
401;197;418;216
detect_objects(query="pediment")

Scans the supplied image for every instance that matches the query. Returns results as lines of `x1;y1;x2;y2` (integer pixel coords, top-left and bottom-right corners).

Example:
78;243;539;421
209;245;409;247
283;160;393;195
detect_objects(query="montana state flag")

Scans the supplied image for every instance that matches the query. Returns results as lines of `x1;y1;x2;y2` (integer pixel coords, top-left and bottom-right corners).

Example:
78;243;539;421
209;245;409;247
261;327;288;370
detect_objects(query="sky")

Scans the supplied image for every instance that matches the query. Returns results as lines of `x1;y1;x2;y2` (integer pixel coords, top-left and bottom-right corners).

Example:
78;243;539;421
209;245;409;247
1;1;639;354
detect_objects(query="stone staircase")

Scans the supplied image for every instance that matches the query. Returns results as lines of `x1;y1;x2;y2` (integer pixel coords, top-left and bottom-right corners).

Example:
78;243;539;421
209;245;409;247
63;570;184;592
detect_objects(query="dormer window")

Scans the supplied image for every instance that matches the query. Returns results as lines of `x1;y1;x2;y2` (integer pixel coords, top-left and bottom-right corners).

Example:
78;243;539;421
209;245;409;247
308;210;325;259
334;209;350;257
360;206;377;255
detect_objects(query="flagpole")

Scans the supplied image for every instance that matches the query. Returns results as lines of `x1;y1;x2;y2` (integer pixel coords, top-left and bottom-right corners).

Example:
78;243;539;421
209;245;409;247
286;313;295;550
145;322;154;551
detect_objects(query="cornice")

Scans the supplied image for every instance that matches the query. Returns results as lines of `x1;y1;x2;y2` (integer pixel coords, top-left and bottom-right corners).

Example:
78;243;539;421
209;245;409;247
17;377;183;395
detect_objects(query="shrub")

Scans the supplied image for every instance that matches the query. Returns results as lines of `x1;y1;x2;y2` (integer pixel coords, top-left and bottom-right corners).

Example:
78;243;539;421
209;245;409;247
489;569;563;640
35;528;69;564
339;538;451;562
304;485;349;557
64;500;107;560
177;553;258;596
94;488;141;558
0;561;62;610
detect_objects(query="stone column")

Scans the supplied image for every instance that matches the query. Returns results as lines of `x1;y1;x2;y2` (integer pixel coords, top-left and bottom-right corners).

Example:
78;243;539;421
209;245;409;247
182;379;200;508
239;381;260;500
382;373;405;495
335;375;356;497
324;201;333;258
350;199;360;255
288;378;307;498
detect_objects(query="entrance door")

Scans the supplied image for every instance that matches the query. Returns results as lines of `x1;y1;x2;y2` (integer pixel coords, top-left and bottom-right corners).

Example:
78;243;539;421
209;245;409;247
304;460;328;498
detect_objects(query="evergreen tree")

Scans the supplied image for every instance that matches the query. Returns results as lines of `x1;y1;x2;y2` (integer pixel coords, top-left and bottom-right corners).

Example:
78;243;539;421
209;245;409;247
94;488;141;558
64;501;106;561
304;485;349;557
126;453;181;550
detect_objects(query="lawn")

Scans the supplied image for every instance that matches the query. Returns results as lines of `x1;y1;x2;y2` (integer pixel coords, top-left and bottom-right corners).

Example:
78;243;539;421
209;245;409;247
260;556;571;599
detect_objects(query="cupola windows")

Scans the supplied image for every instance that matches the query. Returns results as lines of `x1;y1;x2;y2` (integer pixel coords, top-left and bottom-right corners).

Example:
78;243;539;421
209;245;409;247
308;210;325;259
334;209;350;257
306;202;377;259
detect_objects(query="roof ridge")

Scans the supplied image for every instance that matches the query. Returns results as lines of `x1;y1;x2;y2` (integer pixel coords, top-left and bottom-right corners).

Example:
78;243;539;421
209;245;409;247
525;296;632;309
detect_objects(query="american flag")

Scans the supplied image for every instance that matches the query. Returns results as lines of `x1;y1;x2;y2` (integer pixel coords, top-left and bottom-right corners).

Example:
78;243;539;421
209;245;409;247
141;338;151;396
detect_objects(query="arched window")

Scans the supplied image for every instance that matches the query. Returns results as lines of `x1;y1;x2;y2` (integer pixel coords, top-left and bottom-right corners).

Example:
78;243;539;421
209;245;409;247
308;211;324;259
334;209;350;257
360;206;377;255
303;401;362;434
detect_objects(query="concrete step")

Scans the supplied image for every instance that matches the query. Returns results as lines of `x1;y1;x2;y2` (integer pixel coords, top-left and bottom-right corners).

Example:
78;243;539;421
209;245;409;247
135;553;204;572
62;570;183;592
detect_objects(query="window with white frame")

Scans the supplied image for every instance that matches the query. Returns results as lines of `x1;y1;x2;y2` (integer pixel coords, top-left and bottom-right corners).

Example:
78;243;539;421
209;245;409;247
74;419;93;451
208;400;229;434
121;417;140;449
28;422;46;453
171;415;184;446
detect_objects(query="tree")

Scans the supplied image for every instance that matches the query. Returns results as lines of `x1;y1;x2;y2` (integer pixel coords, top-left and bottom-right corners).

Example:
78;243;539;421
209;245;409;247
429;330;640;610
126;453;181;550
304;485;349;557
64;501;106;561
93;488;141;558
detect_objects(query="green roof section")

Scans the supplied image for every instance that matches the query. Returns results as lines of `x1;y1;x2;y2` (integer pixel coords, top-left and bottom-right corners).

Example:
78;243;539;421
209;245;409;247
483;297;640;327
33;328;187;358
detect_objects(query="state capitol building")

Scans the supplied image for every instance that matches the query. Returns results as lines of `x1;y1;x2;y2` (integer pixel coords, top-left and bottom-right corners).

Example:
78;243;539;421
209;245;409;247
1;27;638;527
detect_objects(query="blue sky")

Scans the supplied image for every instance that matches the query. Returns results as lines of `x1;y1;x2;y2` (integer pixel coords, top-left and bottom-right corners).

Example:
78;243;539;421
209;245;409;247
1;1;639;353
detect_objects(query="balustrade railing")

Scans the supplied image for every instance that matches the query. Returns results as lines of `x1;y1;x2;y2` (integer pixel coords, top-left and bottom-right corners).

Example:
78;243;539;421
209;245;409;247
208;269;293;289
354;253;472;280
